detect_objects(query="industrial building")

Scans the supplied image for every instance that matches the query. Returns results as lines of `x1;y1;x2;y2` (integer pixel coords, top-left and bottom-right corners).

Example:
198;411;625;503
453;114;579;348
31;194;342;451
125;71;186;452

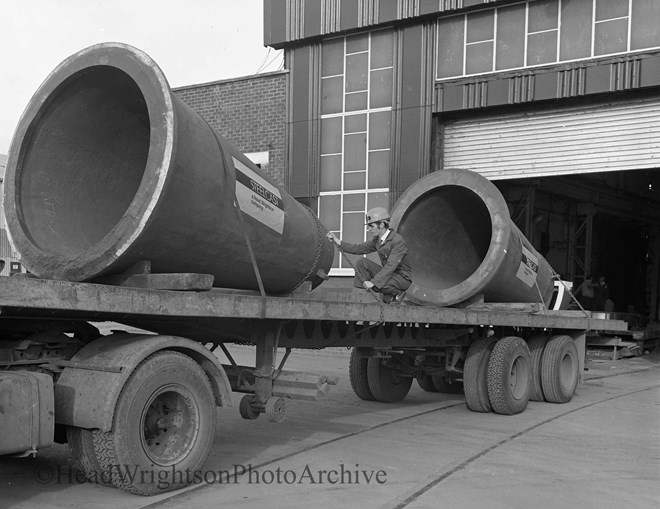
255;0;660;320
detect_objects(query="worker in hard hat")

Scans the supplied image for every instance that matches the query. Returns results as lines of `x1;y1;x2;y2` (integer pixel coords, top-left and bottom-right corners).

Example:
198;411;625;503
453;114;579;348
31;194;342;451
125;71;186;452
327;207;412;303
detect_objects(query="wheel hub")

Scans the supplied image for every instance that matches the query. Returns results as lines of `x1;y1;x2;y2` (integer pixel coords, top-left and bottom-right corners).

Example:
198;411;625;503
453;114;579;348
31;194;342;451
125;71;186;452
141;385;199;466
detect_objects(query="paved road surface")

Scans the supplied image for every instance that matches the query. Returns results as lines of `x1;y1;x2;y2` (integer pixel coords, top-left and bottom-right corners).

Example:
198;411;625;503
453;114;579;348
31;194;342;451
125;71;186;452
2;344;659;509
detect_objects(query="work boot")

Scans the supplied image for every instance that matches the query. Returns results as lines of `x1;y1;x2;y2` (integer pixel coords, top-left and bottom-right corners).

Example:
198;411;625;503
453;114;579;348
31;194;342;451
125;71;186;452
392;291;406;304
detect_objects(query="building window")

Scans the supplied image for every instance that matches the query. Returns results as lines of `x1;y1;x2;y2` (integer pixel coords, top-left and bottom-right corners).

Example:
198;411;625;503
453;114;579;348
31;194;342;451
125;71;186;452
436;0;660;81
319;29;394;274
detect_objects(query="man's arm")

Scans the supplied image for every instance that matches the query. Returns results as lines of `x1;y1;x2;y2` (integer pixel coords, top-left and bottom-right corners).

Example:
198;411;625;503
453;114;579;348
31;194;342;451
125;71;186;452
327;232;377;255
340;238;377;255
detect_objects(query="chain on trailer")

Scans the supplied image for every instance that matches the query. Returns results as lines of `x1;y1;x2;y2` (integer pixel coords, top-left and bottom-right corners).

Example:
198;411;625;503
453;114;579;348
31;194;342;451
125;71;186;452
515;233;590;319
299;204;386;326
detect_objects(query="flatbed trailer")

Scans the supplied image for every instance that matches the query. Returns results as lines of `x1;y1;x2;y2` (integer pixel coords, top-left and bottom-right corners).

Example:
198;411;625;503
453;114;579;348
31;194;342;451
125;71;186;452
0;275;629;495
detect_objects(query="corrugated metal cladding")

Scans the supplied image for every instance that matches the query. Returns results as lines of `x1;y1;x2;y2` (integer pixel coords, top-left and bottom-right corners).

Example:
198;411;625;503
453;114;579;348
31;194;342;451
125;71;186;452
442;97;660;180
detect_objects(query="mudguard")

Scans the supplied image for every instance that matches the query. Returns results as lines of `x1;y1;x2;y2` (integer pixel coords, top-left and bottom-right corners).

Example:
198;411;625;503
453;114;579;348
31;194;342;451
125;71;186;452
54;334;232;431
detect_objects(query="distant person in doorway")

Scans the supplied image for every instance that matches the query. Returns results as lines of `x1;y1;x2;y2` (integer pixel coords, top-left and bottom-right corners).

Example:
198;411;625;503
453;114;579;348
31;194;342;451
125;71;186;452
594;275;610;311
327;207;412;303
575;275;596;310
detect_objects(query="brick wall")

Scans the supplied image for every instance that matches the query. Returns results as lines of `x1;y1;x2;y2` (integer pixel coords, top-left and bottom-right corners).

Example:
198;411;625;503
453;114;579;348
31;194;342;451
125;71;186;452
174;70;288;186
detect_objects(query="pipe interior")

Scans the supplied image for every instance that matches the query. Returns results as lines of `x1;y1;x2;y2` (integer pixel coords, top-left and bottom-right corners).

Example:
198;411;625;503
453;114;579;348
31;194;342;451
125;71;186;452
18;66;150;257
398;186;492;290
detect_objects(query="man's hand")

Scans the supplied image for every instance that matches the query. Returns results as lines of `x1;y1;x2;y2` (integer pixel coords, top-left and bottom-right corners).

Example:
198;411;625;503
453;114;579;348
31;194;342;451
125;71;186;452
326;232;341;246
363;280;375;290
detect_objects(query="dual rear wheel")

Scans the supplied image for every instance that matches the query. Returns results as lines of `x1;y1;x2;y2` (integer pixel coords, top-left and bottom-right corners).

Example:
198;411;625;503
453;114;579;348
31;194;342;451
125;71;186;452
350;333;580;413
417;374;464;394
349;348;412;403
464;334;580;415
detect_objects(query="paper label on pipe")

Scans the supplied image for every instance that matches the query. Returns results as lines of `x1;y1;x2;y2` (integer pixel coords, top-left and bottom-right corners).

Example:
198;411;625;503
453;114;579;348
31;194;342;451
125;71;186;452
516;246;538;288
233;157;284;234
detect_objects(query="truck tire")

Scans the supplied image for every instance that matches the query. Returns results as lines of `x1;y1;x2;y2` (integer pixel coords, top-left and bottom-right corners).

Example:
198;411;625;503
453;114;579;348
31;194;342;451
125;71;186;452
431;374;464;394
527;334;551;402
68;351;216;495
541;335;579;403
463;336;498;412
66;426;108;486
349;348;376;401
366;357;412;403
487;336;532;415
417;374;438;392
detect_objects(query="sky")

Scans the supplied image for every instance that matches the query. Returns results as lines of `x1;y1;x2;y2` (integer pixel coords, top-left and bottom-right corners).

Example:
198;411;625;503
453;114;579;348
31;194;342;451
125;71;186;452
0;0;283;155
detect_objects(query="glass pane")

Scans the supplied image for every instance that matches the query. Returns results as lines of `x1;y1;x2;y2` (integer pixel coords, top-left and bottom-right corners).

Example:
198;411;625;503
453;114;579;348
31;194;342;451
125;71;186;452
367;192;389;211
343;193;365;211
528;0;559;33
368;150;390;189
322;38;344;77
496;4;525;70
346;91;368;111
320;154;342;192
595;0;628;22
527;31;558;65
560;0;592;61
346;52;368;92
371;29;394;69
321;76;343;115
594;18;628;55
466;41;493;74
437;16;465;79
345;114;367;134
466;11;494;43
369;111;391;150
345;133;366;172
321;117;342;154
346;33;368;53
332;248;340;269
319;194;341;231
631;0;660;50
344;171;366;190
370;68;393;108
343;211;364;244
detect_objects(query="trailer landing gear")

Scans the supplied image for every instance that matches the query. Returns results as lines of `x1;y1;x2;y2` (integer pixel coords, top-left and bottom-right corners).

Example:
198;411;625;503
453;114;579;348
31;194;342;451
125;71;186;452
239;394;287;422
221;321;338;421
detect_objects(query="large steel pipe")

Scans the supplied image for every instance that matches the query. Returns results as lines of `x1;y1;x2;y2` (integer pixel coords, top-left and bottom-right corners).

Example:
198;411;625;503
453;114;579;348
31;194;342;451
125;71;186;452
4;43;333;293
390;168;555;307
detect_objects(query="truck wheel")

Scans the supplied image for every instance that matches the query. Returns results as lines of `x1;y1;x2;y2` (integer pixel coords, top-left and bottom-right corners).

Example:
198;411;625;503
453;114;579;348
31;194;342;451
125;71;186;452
349;348;376;401
366;357;412;403
527;334;551;402
463;336;498;412
68;351;216;495
487;336;532;415
66;426;108;485
417;374;438;392
432;374;464;394
541;335;579;403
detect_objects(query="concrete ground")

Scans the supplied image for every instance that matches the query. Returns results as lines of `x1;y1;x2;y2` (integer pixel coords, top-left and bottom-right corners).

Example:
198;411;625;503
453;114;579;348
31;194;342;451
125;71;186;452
1;342;659;509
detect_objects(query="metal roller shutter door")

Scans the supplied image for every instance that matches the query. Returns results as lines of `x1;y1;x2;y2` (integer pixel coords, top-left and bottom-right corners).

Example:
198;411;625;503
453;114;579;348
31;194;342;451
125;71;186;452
442;97;660;180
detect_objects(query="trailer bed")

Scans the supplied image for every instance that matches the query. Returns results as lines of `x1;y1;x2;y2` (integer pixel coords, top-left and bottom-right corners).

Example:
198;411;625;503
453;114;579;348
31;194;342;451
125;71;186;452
0;277;628;341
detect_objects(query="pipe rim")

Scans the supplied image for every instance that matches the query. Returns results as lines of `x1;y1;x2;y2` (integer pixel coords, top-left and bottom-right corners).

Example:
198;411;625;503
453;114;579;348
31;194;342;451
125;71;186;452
390;168;512;306
3;42;175;280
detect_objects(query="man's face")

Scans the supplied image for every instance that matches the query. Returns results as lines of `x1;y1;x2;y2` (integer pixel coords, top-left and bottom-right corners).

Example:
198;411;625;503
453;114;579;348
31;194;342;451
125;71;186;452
366;222;384;238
